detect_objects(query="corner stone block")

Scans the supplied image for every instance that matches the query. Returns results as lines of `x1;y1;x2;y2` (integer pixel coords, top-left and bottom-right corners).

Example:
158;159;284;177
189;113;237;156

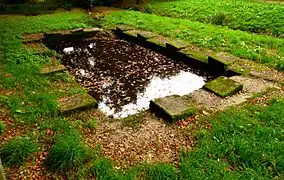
203;76;243;97
57;93;98;115
150;95;196;122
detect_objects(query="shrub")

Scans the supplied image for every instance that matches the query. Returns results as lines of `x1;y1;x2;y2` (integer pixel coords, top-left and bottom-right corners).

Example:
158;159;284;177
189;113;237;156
45;131;92;171
210;12;232;26
0;136;38;166
146;163;178;180
0;121;5;135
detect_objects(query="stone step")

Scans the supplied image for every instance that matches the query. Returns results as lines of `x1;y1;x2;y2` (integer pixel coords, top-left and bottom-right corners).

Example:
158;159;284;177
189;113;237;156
150;95;196;122
203;76;243;97
57;93;98;115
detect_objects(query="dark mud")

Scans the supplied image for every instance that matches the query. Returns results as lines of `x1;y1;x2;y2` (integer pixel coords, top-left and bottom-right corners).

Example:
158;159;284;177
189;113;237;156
47;35;212;118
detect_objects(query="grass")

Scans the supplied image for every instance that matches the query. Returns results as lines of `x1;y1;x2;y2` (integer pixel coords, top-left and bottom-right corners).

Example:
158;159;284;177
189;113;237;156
179;100;284;179
146;0;284;37
146;163;178;180
101;11;284;71
0;121;5;135
45;130;93;171
0;136;38;166
0;11;89;123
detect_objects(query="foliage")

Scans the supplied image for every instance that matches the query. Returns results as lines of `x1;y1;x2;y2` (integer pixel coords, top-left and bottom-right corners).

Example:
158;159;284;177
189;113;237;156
0;136;38;167
102;11;284;71
0;121;5;135
146;0;284;37
45;130;92;171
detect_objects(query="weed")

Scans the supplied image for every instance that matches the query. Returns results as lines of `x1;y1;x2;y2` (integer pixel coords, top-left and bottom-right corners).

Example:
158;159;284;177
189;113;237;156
0;136;38;167
0;121;5;135
86;118;98;129
45;130;93;171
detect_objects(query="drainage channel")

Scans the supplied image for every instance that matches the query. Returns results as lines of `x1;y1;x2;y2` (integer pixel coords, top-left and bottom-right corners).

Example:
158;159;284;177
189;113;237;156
44;33;215;118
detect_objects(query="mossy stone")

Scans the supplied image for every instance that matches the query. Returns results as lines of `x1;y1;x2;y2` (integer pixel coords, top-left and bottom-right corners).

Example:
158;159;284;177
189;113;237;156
116;25;133;32
57;94;98;114
147;37;167;48
137;31;157;40
203;76;243;97
150;95;196;122
180;49;208;63
166;40;189;51
40;64;67;74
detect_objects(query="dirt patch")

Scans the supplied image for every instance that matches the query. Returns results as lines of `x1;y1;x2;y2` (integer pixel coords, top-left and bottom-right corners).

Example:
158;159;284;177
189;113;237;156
84;112;194;168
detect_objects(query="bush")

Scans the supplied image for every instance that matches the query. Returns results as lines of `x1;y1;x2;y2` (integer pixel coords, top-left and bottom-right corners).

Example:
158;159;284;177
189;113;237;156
45;131;92;171
0;136;38;166
0;121;5;135
210;12;232;26
146;163;178;180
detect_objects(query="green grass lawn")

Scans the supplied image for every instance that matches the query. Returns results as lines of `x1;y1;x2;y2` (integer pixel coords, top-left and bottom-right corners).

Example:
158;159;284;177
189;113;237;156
0;8;284;179
101;11;284;71
146;0;284;37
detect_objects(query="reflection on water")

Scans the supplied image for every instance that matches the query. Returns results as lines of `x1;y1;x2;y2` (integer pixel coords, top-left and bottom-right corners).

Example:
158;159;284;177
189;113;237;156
55;36;210;118
99;71;204;118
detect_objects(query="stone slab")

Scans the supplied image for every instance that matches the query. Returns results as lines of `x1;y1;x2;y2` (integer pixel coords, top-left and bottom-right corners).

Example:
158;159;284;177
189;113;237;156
179;49;208;63
137;31;157;40
22;33;44;43
147;36;167;48
208;52;239;72
57;93;98;114
150;95;196;122
40;64;67;74
166;40;189;51
203;76;243;97
116;25;134;32
70;28;84;33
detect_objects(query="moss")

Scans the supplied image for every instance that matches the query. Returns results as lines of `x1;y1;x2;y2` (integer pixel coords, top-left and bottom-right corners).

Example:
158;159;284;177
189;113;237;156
203;76;243;97
150;95;197;122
